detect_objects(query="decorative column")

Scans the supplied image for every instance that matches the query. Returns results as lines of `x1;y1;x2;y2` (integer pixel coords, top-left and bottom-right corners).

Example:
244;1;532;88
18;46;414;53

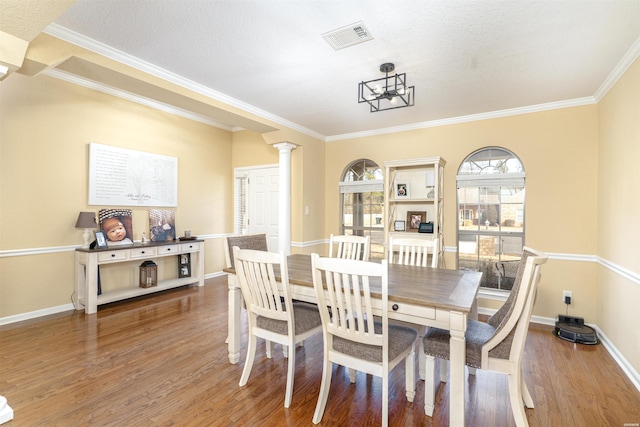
273;142;297;255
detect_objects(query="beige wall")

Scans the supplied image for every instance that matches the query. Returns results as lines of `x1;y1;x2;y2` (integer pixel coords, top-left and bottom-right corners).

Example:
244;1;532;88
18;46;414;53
0;73;233;317
325;106;599;316
597;57;640;373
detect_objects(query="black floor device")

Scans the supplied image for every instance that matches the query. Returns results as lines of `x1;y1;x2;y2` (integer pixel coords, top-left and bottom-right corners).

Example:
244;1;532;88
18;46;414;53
554;315;598;345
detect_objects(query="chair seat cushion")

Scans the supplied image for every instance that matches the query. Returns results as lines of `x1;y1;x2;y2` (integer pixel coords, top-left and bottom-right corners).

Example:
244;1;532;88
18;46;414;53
334;322;417;363
256;302;321;335
423;320;496;369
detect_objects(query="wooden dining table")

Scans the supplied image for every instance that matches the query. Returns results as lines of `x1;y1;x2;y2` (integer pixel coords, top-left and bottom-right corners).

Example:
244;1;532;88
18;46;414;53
224;253;482;427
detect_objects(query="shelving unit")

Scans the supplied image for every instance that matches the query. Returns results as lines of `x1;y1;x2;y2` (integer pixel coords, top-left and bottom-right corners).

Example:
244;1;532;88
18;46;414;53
383;157;446;265
75;240;204;314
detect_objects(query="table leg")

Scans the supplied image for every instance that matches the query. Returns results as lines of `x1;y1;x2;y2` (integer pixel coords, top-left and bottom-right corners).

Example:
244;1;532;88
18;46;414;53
449;311;467;427
227;274;241;364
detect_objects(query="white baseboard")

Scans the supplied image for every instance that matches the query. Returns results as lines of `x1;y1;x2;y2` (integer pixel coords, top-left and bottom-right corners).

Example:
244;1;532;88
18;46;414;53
479;307;640;393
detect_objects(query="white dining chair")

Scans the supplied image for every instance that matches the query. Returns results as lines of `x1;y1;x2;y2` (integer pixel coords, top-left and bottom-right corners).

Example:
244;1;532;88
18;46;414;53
422;247;548;426
388;236;439;268
310;254;417;426
328;233;371;261
233;247;322;408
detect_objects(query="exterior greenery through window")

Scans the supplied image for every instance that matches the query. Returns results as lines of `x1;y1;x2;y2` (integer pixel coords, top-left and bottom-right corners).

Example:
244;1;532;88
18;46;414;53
457;147;525;291
340;159;385;259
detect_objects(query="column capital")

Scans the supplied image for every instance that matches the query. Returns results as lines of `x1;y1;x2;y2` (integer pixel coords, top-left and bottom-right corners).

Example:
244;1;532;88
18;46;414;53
273;142;298;152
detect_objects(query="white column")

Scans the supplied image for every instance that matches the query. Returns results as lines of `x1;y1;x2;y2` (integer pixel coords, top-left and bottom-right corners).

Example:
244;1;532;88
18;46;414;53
273;142;297;255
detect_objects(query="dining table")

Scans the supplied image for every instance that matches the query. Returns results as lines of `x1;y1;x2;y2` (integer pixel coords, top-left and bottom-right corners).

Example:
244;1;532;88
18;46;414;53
224;253;482;427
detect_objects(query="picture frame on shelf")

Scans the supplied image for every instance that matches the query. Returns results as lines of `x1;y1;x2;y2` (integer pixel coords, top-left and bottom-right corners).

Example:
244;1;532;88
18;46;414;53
395;182;410;198
394;220;406;231
94;231;108;248
407;211;427;231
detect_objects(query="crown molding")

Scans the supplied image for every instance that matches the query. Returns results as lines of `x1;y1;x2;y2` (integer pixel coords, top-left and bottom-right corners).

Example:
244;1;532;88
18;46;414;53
594;35;640;101
327;97;596;142
43;24;325;141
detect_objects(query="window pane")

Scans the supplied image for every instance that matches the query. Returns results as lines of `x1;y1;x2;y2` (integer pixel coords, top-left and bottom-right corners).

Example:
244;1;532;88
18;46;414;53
457;147;525;291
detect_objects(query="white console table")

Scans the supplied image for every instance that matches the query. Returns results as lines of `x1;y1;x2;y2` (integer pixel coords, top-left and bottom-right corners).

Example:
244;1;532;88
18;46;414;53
75;240;205;314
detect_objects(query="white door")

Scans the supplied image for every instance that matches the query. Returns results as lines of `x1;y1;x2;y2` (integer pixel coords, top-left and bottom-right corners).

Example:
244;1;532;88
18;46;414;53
248;166;279;251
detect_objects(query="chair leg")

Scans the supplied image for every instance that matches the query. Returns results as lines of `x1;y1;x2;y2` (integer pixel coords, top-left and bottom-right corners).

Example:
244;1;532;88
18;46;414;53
424;355;438;416
348;368;356;383
266;340;272;359
522;369;534;408
239;333;257;386
382;369;389;427
507;372;529;427
283;340;296;408
405;341;416;403
313;358;333;424
440;358;448;382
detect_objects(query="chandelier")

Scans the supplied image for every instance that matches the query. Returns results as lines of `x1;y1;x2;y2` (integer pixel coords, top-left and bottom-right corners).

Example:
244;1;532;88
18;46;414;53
358;63;415;112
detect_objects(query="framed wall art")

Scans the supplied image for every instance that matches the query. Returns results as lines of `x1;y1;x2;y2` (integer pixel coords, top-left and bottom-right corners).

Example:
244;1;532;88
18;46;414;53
406;211;427;231
394;220;406;231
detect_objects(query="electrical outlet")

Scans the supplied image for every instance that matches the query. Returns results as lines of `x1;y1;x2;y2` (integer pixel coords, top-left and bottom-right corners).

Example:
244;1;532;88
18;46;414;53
563;290;572;304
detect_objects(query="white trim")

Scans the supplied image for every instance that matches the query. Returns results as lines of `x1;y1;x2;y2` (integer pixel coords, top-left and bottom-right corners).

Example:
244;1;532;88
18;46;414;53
43;24;325;142
327;97;596;142
44;68;233;130
594;36;640;101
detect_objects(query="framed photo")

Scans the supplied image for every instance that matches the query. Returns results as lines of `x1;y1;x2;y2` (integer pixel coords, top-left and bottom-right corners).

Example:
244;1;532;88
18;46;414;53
94;231;108;248
394;220;406;231
407;211;427;231
395;182;410;198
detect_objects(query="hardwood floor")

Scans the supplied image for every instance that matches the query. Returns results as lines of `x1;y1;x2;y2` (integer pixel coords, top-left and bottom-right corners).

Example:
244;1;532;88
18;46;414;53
1;275;639;426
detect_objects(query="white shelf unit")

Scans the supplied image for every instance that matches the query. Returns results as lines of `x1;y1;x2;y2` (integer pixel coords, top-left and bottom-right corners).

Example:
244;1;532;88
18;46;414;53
75;240;205;314
383;157;446;265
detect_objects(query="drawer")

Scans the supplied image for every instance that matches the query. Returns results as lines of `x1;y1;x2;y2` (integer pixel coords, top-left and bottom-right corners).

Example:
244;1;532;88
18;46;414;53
157;245;179;254
180;242;200;252
130;247;157;259
97;251;128;262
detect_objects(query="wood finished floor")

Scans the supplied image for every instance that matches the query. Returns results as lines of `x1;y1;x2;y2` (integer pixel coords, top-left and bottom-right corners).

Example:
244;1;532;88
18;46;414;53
1;275;639;426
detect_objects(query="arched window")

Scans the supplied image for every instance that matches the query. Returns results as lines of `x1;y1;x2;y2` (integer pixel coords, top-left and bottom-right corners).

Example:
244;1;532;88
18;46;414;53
457;147;525;291
339;159;384;259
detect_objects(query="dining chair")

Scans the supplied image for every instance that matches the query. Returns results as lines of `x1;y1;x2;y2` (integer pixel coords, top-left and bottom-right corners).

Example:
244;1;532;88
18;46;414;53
233;247;322;408
328;233;371;261
422;247;548;426
310;254;417;426
388;236;439;268
387;236;440;380
224;233;268;269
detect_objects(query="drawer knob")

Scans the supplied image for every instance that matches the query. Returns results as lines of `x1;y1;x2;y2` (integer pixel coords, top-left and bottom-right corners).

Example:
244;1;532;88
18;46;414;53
141;251;145;254
392;304;399;311
111;254;115;258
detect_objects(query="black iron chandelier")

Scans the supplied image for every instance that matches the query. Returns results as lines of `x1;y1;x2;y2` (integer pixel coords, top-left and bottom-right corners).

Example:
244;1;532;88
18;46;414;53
358;63;415;112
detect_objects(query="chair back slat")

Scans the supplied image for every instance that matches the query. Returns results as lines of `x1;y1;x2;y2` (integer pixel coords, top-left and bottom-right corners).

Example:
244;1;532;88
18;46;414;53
329;234;371;261
388;236;439;268
233;247;290;323
312;255;385;348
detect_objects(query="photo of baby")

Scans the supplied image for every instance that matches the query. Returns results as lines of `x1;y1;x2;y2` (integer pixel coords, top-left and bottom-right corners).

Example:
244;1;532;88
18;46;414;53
99;209;134;246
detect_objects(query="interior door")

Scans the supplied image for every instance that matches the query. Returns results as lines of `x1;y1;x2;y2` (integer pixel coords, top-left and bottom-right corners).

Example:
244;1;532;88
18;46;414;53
248;166;279;251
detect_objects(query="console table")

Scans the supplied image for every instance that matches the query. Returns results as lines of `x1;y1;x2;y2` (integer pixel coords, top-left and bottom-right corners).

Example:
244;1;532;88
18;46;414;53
75;240;205;314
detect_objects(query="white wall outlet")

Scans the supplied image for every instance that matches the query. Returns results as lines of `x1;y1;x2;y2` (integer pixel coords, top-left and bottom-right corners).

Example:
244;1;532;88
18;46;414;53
563;290;572;303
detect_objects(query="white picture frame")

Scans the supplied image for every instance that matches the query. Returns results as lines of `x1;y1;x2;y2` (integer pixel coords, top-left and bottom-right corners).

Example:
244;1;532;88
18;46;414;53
395;182;410;198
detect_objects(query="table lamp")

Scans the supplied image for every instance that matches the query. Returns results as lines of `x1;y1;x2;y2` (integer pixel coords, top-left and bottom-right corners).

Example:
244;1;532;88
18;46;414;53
75;212;97;248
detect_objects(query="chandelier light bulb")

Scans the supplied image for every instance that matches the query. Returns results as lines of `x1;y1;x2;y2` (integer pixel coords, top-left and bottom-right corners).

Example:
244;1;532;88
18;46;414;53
373;84;383;94
390;97;399;106
397;86;406;95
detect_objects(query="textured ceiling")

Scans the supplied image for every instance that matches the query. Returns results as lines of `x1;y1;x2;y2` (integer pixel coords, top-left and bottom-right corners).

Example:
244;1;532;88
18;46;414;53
48;0;640;139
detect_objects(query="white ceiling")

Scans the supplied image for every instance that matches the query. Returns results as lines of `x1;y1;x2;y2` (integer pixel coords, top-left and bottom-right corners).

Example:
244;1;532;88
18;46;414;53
49;0;640;140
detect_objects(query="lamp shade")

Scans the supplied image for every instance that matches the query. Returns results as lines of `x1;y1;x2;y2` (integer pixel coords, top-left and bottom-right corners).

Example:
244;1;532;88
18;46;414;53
75;212;97;229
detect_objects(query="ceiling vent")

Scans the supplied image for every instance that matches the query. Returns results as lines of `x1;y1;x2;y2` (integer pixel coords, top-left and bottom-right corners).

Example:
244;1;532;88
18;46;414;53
322;21;373;50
